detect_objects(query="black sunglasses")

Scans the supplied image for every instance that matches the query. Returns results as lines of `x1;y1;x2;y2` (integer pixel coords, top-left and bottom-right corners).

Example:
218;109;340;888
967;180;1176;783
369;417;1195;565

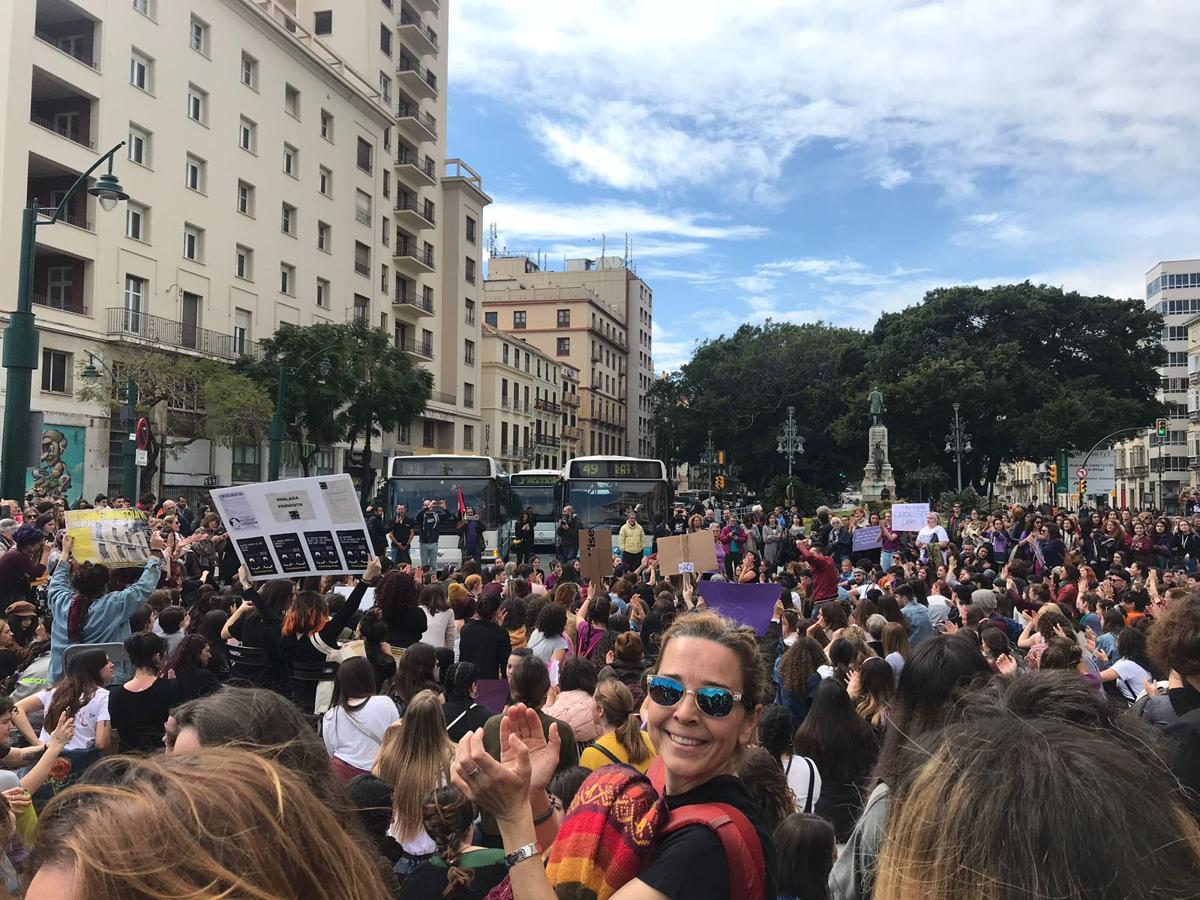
647;674;742;718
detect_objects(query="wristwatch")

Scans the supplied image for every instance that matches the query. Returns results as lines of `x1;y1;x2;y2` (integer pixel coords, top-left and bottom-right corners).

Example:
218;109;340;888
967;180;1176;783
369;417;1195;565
504;841;541;868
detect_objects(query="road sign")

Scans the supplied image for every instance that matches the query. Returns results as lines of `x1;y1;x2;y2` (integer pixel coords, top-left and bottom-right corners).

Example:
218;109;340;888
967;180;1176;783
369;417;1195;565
134;449;149;467
135;418;151;450
1076;466;1087;479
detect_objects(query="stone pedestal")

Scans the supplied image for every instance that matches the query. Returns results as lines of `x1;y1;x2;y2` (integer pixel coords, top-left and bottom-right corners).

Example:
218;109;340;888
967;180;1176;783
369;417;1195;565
862;424;897;502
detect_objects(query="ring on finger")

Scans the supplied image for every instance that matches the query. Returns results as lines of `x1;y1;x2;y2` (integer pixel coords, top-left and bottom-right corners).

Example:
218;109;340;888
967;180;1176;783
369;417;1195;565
466;766;482;779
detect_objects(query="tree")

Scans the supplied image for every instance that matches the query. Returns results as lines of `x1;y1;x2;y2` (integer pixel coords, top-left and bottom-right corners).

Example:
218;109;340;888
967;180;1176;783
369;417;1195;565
77;351;273;494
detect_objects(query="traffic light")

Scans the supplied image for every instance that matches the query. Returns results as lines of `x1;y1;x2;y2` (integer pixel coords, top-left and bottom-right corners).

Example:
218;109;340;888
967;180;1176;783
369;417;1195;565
1079;479;1087;494
1048;462;1057;483
1156;418;1168;438
714;474;726;491
717;450;726;466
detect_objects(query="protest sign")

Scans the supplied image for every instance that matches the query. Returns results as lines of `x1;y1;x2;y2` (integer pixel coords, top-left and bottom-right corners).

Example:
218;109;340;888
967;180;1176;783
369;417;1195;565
890;502;930;532
852;525;883;551
578;528;613;582
697;581;780;635
210;474;372;581
65;508;153;567
657;532;719;575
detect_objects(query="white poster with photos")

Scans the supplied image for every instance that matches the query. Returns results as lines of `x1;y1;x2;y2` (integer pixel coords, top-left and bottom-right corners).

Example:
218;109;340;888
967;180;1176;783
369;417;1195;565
210;473;372;581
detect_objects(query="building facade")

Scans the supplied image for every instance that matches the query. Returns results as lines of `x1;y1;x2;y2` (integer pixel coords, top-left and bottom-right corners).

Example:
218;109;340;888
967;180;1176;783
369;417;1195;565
479;325;562;471
483;253;654;459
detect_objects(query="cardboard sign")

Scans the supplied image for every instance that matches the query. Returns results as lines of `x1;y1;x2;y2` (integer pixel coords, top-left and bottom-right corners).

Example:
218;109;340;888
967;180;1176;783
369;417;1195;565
578;528;613;582
65;508;153;567
697;581;780;635
890;502;930;532
657;532;720;576
852;525;883;551
211;474;372;581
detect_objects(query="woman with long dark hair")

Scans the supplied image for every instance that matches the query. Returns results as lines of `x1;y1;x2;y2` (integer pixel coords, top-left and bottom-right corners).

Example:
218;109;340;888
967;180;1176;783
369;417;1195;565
385;642;439;716
322;656;400;781
223;578;291;693
163;634;219;704
442;661;492;742
356;608;397;690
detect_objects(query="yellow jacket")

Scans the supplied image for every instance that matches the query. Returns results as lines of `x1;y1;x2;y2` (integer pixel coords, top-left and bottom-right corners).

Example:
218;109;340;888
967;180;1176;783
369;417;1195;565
618;522;646;554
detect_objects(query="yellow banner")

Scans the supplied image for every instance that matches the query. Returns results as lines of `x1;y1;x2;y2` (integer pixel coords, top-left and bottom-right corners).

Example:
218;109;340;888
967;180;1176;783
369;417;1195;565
65;508;153;567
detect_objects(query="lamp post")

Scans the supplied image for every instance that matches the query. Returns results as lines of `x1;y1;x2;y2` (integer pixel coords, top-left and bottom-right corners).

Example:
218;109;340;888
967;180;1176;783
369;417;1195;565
944;402;973;493
266;351;335;481
80;353;139;499
699;430;716;494
1;143;129;501
776;405;805;477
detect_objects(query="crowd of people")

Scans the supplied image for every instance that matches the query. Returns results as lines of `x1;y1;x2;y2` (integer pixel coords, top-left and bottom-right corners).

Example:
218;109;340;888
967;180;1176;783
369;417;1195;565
0;486;1198;898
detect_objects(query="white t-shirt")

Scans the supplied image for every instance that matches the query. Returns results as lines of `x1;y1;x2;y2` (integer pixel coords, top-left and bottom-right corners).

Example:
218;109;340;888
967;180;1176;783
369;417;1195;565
917;526;949;545
321;695;400;771
528;630;570;665
37;688;110;751
420;607;457;650
1111;658;1152;703
782;752;823;813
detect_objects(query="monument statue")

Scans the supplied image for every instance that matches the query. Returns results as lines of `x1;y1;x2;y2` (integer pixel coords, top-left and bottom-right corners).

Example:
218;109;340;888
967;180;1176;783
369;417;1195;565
868;388;886;426
873;440;884;478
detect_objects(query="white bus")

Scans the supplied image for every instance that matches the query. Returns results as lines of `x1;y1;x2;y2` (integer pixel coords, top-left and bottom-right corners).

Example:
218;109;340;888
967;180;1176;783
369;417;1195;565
563;456;672;552
385;455;507;568
509;469;563;552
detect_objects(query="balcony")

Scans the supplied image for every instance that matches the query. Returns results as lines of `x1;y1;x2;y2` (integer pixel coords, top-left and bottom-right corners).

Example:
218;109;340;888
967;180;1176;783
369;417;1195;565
396;56;438;99
562;426;580;441
32;245;90;316
535;433;560;448
500;397;511;409
393;289;434;317
535;398;561;414
106;308;260;362
410;0;441;11
397;337;434;360
396;103;437;144
562;393;580;408
428;390;455;405
394;195;436;229
34;0;99;71
394;240;435;274
30;66;96;152
396;146;437;186
398;7;439;54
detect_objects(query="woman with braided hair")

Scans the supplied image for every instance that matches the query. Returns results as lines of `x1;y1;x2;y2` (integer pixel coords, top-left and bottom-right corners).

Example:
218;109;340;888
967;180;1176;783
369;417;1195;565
401;785;508;898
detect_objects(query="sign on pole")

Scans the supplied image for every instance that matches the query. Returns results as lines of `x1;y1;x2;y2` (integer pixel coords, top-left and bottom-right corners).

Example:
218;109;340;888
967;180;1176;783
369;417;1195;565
210;473;372;580
578;529;612;582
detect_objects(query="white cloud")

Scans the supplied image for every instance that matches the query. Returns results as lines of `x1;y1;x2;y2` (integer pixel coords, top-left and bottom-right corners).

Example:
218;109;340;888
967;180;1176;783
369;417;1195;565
487;199;764;243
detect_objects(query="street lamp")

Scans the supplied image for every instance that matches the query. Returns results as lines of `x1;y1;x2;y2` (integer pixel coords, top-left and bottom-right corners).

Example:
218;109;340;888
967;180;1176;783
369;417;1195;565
80;352;139;499
267;351;335;481
1;143;129;501
699;430;716;493
944;402;973;493
776;405;805;477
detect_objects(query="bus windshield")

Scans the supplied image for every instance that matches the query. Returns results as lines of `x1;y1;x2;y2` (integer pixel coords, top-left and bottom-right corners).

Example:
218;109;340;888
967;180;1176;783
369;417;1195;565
565;480;670;530
508;483;559;521
387;478;502;533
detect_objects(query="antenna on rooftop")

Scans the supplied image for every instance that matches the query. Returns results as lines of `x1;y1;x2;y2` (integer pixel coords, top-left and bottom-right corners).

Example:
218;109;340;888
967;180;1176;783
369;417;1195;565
488;223;498;258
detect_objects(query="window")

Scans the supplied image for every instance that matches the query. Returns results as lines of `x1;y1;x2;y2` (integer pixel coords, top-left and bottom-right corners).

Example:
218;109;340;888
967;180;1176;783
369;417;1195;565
233;309;251;354
355;190;372;225
130;49;151;91
236;180;254;216
47;266;73;306
232;444;260;482
355;242;370;277
189;15;209;55
314;10;332;34
320;109;333;140
380;265;389;294
382;216;390;247
354;295;369;323
379;72;391;105
182;224;204;262
280;263;295;295
240;52;258;88
281;203;296;236
128;124;150;165
283;144;298;176
463;424;474;451
186;84;207;123
185;154;205;191
132;0;152;18
485;311;498;327
465;298;475;325
464;340;475;366
502;343;509;365
125;202;147;240
356;137;373;174
464;383;474;409
239;117;256;152
316;278;329;308
465;257;476;284
319;166;331;196
41;349;70;394
317;221;330;252
380;23;392;56
235;245;252;280
422;421;436;448
513;311;527;329
557;309;570;327
501;422;509;453
557;337;570;356
423;285;434;310
284;84;300;118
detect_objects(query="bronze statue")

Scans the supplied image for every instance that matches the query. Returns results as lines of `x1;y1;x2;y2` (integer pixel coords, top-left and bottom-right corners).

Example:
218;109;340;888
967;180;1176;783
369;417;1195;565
868;388;886;426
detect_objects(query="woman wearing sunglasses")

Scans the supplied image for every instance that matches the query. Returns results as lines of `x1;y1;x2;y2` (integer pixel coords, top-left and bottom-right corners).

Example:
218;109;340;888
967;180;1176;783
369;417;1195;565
450;611;775;899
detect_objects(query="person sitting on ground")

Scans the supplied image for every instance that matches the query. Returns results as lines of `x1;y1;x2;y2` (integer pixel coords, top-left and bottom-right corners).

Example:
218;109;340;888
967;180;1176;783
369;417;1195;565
400;786;509;900
107;631;174;754
542;655;602;744
323;656;400;782
579;679;656;773
162;634;220;704
442;661;493;743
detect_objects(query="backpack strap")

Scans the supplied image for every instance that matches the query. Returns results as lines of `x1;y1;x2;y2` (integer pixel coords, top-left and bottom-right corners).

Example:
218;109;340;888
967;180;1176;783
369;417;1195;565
662;803;766;900
802;757;816;813
590;742;625;767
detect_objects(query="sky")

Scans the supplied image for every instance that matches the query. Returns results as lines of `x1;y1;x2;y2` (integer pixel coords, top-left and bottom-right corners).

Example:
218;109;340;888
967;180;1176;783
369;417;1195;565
445;0;1200;372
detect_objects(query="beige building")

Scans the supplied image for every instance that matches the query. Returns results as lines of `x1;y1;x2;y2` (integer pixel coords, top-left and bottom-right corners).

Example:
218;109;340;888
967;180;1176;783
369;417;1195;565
484;253;654;459
482;270;629;459
479;325;562;470
1;0;488;501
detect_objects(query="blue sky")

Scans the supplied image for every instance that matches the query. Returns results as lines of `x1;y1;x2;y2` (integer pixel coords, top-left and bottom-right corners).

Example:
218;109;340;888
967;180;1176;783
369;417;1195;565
445;0;1200;371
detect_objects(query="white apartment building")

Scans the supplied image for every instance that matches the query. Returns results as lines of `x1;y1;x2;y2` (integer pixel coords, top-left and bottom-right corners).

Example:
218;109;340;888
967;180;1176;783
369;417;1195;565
2;0;488;503
479;325;562;471
1113;259;1197;508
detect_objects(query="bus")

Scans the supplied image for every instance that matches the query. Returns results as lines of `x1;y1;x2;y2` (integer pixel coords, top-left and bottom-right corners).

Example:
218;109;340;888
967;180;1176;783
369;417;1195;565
509;469;563;552
385;455;507;568
563;456;672;552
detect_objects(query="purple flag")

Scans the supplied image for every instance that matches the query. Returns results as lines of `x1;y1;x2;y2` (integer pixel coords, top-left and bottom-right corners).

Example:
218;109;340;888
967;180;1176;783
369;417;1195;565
476;679;510;717
698;581;781;635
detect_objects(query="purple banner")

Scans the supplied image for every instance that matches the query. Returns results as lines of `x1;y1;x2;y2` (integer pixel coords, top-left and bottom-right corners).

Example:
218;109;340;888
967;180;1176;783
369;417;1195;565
476;679;510;717
697;581;780;635
852;525;882;551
